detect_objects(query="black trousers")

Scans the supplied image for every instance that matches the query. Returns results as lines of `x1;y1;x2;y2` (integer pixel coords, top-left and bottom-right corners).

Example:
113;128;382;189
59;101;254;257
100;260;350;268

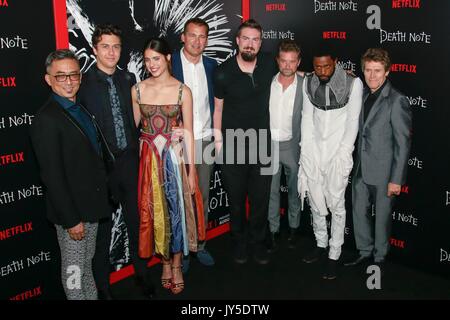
93;147;149;290
221;162;272;248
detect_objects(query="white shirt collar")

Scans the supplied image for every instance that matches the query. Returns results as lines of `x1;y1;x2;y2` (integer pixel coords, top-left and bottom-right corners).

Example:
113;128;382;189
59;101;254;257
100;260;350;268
273;72;297;88
180;48;203;66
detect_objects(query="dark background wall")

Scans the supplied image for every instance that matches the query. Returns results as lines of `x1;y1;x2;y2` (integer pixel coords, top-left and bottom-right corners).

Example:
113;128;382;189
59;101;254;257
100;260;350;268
0;0;65;299
1;0;449;300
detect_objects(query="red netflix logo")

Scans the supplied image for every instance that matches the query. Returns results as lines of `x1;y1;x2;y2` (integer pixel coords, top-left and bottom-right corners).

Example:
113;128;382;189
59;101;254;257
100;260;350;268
0;0;8;7
401;185;409;194
0;152;24;166
0;77;16;87
323;31;346;40
390;237;405;249
392;0;420;8
9;287;42;300
266;3;286;11
390;64;417;73
0;222;33;241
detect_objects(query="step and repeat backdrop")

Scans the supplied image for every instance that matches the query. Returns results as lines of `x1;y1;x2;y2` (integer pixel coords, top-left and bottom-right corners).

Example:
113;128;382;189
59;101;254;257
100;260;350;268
1;0;449;299
0;0;65;299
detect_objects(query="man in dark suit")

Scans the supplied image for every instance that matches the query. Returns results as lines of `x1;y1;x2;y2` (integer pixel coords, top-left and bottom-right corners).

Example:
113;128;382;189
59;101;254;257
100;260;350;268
344;48;412;270
267;40;303;252
171;18;218;273
77;24;154;299
30;49;111;300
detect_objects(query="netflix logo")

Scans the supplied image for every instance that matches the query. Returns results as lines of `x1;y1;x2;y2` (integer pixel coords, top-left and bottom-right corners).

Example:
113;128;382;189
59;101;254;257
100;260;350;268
392;0;420;8
390;237;405;249
0;222;33;241
323;31;346;40
401;185;409;194
10;287;42;301
0;76;16;87
0;152;24;166
266;3;286;12
390;64;417;73
0;0;8;7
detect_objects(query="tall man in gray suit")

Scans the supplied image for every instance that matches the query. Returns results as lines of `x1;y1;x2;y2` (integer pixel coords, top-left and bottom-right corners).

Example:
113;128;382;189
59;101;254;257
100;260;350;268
344;48;412;269
267;40;303;252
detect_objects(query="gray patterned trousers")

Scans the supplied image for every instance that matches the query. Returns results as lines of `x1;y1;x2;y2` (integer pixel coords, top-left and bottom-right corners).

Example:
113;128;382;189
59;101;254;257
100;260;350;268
55;222;98;300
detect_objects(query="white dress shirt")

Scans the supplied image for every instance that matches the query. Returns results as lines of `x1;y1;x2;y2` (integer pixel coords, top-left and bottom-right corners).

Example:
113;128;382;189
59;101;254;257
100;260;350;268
180;48;211;140
269;73;298;141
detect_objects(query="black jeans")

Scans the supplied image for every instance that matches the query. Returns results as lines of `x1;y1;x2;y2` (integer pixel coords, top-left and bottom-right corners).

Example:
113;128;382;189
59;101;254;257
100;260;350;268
221;162;272;248
92;147;149;290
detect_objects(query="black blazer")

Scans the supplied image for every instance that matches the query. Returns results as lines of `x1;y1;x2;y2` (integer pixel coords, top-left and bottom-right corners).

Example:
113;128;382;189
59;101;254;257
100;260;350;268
30;97;111;229
77;67;139;152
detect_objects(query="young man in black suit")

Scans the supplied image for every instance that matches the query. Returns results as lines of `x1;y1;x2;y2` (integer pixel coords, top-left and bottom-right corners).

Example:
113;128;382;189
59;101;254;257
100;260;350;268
77;24;154;300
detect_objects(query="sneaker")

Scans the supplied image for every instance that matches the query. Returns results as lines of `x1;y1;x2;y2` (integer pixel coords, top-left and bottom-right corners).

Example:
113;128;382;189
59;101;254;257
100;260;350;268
233;245;248;264
322;259;338;280
287;228;298;249
253;244;270;265
302;246;327;264
267;231;280;253
196;249;215;266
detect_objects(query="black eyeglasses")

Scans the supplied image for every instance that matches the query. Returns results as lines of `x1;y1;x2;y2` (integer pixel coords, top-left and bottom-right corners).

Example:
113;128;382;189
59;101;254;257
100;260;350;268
49;73;81;82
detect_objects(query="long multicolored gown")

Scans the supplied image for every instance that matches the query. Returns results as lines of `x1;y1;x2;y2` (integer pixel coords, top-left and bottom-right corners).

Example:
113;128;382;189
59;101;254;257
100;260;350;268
136;83;205;260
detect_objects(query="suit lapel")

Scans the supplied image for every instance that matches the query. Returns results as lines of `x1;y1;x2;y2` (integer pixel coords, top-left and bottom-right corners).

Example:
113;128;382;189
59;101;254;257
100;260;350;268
363;81;391;129
51;100;98;156
172;50;184;82
292;74;302;124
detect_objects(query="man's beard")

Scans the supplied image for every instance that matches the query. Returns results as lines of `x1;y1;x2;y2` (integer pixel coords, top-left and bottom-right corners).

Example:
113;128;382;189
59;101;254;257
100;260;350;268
241;48;257;62
319;76;330;84
318;69;335;84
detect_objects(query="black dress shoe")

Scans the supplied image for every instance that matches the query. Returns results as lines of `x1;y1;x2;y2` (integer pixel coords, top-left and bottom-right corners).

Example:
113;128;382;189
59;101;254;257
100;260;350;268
322;259;338;280
97;288;114;300
267;232;280;253
233;244;248;264
135;275;156;300
302;246;327;264
374;259;386;276
287;228;297;249
343;255;372;267
253;244;270;265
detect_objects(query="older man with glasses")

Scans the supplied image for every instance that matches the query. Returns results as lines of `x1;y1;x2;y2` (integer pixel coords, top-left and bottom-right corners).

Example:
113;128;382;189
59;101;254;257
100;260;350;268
30;49;113;299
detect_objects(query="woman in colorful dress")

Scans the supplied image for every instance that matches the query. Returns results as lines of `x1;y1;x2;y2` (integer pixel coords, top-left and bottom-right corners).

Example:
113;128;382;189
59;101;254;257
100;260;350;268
131;38;205;295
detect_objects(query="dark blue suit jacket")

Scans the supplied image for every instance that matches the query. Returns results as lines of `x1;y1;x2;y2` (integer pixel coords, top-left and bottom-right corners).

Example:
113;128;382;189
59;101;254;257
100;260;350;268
171;49;217;127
